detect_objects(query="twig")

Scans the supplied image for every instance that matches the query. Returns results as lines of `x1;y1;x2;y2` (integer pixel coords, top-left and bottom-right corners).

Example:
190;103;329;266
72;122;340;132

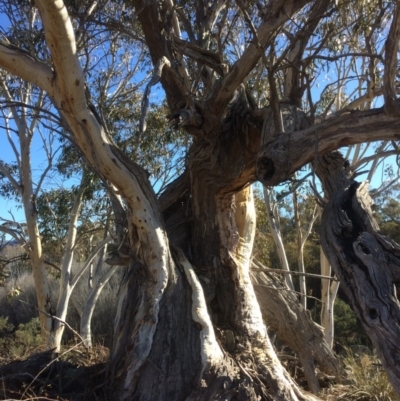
252;260;338;281
255;282;325;304
139;57;171;135
18;300;87;346
21;341;84;399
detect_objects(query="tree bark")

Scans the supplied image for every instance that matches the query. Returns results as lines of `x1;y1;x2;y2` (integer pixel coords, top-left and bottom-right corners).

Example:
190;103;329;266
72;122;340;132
316;151;400;395
263;186;295;291
252;264;340;394
80;245;119;348
320;246;339;349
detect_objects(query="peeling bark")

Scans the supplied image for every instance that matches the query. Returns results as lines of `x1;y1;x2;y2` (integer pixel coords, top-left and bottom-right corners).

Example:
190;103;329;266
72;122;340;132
252;265;340;394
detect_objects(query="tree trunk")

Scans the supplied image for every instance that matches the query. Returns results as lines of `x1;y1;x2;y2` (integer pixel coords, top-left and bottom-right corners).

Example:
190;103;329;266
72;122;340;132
316;151;400;395
80;244;118;348
263;186;295;291
319;246;339;349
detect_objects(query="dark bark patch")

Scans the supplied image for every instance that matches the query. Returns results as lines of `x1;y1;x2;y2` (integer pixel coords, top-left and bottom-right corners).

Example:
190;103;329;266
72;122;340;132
256;157;275;181
75;79;80;86
359;243;371;255
369;308;378;320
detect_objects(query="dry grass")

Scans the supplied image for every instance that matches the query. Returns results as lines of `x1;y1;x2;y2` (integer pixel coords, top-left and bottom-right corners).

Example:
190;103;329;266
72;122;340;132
322;350;400;401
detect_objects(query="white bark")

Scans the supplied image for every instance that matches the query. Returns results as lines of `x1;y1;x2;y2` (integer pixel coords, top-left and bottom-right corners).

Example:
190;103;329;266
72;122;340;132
217;186;310;400
263;186;295;291
0;79;53;340
48;179;85;349
293;187;307;308
173;246;223;375
232;186;267;336
20;0;171;386
80;243;118;348
319;247;339;349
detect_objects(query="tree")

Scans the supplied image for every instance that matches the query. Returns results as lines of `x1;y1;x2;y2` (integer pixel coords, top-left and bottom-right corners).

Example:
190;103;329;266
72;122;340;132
2;0;400;399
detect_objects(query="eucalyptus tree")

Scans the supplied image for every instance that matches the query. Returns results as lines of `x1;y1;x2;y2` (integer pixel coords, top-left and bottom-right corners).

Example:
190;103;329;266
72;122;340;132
1;0;400;400
0;70;61;340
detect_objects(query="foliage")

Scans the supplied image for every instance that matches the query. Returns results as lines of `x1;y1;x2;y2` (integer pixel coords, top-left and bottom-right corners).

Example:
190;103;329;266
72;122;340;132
334;298;370;349
0;316;13;347
0;317;43;359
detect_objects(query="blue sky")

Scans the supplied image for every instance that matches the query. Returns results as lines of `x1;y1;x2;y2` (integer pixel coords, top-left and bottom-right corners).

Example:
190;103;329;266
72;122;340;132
0;5;398;228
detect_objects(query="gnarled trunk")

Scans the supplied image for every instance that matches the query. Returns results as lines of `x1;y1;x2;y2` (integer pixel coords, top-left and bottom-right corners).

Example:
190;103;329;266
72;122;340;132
316;151;400;395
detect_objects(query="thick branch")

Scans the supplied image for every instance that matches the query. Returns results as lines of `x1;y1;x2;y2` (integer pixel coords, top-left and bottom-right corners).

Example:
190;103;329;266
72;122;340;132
131;0;191;111
257;108;400;186
35;0;86;111
0;43;54;96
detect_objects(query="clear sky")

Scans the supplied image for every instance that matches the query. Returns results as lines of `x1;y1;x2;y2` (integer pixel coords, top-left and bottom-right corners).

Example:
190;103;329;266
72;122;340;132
0;5;397;230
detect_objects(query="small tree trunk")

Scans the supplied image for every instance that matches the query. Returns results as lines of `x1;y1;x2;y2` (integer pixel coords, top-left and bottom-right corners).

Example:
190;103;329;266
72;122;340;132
21;158;53;342
293;186;307;308
320;247;339;349
48;180;85;350
80;245;118;348
263;186;295;291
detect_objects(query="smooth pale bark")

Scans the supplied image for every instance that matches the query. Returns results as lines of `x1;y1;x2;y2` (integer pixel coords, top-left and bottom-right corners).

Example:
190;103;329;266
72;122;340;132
0;82;53;340
50;230;113;349
319;247;339;349
316;151;400;395
263;187;295;291
80;244;119;348
48;180;85;349
22;174;53;339
293;188;307;308
293;190;318;310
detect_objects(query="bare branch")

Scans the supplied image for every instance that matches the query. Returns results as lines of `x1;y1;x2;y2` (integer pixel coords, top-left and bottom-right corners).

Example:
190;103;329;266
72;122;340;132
71;236;113;288
252;264;339;282
139;57;171;135
208;0;312;114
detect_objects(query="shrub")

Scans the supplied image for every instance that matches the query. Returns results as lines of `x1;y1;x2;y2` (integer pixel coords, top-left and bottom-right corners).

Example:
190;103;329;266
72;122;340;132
334;298;370;349
9;318;42;358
